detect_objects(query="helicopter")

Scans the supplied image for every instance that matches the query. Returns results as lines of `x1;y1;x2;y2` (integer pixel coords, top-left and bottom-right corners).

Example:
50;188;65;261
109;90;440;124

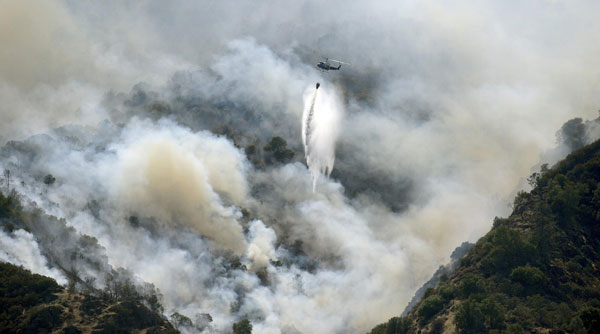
316;58;350;72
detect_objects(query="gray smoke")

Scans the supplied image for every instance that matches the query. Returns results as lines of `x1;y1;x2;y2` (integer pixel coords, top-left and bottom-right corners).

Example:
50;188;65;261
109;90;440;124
2;1;600;333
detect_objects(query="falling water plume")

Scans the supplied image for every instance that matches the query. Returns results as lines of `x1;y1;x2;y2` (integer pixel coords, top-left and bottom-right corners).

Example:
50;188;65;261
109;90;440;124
301;83;343;192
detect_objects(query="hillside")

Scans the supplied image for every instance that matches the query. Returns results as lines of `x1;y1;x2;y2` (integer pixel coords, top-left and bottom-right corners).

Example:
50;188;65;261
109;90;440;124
0;262;177;334
370;139;600;334
1;192;178;333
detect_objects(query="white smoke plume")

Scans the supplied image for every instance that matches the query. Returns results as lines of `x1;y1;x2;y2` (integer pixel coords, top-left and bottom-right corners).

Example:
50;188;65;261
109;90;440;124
245;220;277;271
301;84;343;191
0;229;68;285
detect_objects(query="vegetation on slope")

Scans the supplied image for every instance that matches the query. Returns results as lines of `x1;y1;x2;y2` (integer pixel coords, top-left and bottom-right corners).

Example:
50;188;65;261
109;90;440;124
2;191;176;333
370;139;600;334
0;262;178;334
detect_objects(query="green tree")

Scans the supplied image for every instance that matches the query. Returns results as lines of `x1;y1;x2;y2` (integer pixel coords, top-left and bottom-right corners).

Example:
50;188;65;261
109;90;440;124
264;136;295;163
0;191;22;221
579;308;600;334
483;226;536;274
557;118;585;150
386;317;411;334
43;174;56;185
569;316;586;334
547;176;582;225
481;297;505;330
504;323;525;334
455;299;485;334
417;295;444;320
510;265;545;287
458;274;487;299
592;186;600;221
233;319;252;334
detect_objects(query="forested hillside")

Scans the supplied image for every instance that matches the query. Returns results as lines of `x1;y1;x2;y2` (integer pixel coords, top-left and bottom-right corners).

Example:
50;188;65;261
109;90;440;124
1;189;180;333
370;139;600;334
0;262;177;334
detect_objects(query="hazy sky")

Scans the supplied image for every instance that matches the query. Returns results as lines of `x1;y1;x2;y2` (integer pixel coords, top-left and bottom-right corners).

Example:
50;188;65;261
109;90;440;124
1;1;600;333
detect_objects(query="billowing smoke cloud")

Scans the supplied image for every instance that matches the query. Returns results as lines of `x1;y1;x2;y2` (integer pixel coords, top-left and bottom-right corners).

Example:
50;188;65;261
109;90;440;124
0;1;193;141
245;220;277;271
108;119;249;254
302;84;343;191
2;1;600;333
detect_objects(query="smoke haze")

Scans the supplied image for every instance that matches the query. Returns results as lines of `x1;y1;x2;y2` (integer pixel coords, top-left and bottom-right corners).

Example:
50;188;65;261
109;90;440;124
1;1;600;333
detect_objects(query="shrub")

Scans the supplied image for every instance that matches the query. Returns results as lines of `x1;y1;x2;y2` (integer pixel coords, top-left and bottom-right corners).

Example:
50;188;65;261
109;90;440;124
24;305;63;330
458;274;486;299
455;299;485;334
481;297;506;329
386;317;411;334
578;307;600;334
510;265;545;287
417;295;444;320
431;317;444;334
483;227;536;273
569;316;586;334
438;284;454;301
504;323;525;334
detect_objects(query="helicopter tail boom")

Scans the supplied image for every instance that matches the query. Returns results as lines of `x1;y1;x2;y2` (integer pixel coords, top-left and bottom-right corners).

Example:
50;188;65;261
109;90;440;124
328;58;350;65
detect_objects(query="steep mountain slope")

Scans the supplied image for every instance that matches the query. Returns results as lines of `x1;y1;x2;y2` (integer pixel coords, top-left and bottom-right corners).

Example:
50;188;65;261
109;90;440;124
0;262;177;334
370;139;600;334
1;193;178;333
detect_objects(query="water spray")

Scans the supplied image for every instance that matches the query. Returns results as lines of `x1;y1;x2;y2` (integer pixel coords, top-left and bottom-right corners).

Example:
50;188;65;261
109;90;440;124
302;82;342;192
